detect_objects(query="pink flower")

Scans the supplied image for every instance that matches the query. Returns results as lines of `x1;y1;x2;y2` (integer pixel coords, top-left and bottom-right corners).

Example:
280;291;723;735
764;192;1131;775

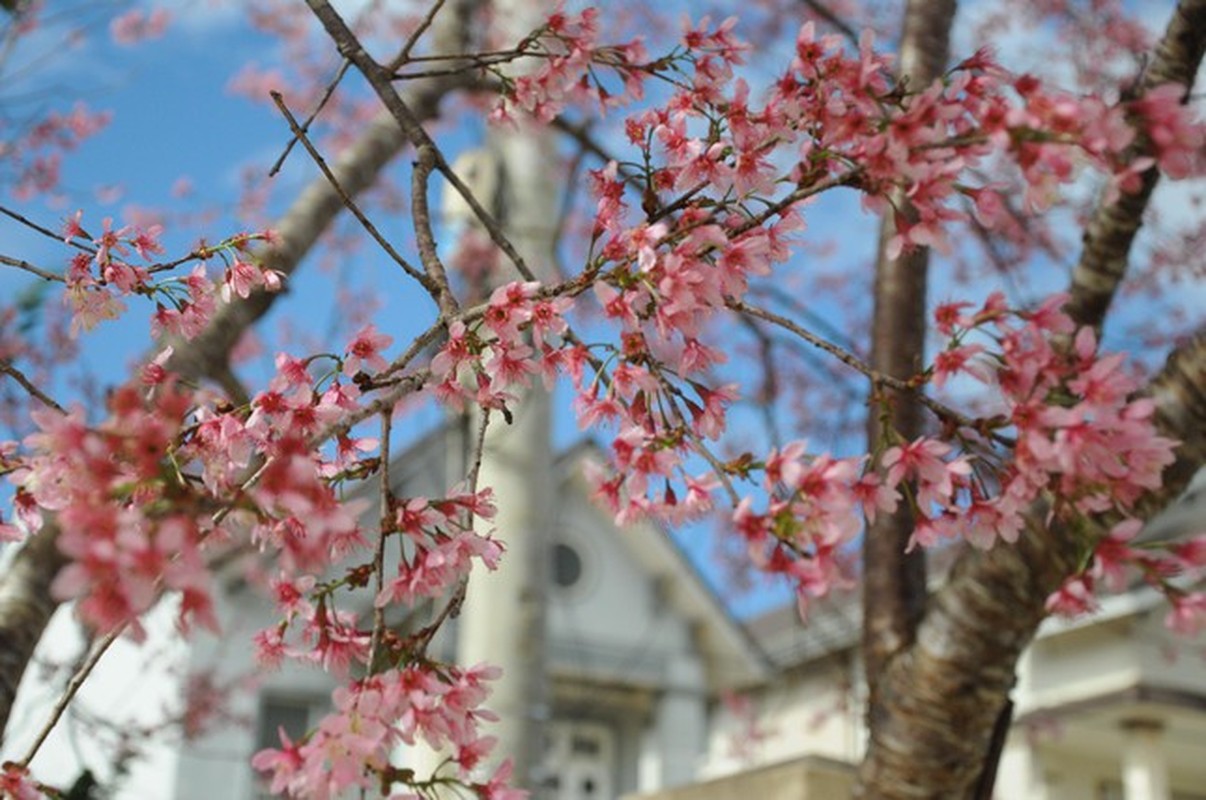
344;324;393;376
479;760;529;800
0;763;40;800
1132;84;1205;179
251;727;305;795
61;209;87;241
110;8;171;45
1165;593;1206;636
1046;576;1098;618
932;344;988;388
222;259;264;301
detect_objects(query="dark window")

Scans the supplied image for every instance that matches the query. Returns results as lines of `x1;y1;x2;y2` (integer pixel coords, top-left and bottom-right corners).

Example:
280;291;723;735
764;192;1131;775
570;733;600;755
256;697;313;750
551;543;583;588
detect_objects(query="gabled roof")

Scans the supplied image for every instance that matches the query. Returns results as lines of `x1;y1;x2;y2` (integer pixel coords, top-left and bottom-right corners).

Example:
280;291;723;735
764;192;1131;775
743;590;862;670
554;439;773;689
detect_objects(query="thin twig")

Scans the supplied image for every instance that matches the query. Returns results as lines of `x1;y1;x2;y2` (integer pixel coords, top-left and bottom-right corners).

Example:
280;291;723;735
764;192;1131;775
323;370;432;445
411;144;460;317
0;253;64;282
412;407;492;657
0;205;97;255
18;626;121;767
736;315;783;444
729;298;1004;440
269;90;437;295
1;361;65;413
734;169;864;236
367;411;393;673
548;117;644;189
387;0;449;72
750;283;864;356
304;0;537;284
268;59;351;177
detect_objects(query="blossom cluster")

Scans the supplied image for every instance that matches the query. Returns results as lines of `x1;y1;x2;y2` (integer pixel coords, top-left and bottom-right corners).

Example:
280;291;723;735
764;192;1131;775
493;7;652;123
431;280;571;411
3;7;1203;799
545;15;1197;619
252;665;520;800
1047;518;1206;634
1;102;111;201
13;382;219;637
0;762;40;800
59;212;282;339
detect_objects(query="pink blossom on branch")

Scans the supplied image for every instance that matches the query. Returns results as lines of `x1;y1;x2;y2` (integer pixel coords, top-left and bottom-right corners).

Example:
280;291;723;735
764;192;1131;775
4;6;1202;797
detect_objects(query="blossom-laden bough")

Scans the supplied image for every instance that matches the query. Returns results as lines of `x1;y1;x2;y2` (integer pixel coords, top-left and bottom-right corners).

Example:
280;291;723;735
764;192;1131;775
0;0;1204;798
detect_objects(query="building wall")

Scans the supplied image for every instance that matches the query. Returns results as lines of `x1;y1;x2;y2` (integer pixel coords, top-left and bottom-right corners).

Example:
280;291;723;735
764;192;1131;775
698;655;862;780
546;494;695;686
5;601;187;799
174;581;337;800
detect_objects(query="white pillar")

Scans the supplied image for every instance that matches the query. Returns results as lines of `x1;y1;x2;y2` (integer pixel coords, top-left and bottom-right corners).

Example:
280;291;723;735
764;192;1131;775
1121;718;1170;800
457;388;553;783
994;742;1052;800
455;0;559;786
649;654;707;788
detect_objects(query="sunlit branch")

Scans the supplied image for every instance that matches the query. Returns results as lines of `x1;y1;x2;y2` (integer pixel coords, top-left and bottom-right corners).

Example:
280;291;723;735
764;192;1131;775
0;253;63;283
389;0;450;72
304;0;538;285
17;626;121;768
411;144;460;317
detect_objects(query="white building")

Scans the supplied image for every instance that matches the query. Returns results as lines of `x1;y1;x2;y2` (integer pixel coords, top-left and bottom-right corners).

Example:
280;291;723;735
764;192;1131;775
9;430;1205;799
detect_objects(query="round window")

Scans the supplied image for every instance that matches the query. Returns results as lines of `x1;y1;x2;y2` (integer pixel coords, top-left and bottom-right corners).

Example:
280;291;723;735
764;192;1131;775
551;542;583;588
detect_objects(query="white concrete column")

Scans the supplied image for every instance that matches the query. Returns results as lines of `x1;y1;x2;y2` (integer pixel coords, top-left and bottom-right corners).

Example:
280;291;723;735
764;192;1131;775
1121;718;1170;800
456;0;559;786
650;654;707;789
994;742;1052;800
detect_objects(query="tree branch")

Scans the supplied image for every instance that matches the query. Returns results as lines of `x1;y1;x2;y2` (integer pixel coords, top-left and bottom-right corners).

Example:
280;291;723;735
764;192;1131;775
161;73;460;386
1064;0;1206;331
860;0;957;723
304;0;538;284
858;329;1206;798
0;0;480;745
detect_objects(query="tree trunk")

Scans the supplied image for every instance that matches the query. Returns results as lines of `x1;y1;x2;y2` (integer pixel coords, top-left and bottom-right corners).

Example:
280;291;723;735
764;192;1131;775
860;0;957;745
856;0;1206;795
0;523;66;739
